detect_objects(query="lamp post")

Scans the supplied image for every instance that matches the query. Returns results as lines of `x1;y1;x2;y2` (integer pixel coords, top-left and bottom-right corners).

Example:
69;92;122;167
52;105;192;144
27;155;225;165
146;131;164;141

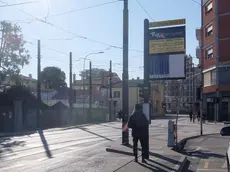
82;51;104;116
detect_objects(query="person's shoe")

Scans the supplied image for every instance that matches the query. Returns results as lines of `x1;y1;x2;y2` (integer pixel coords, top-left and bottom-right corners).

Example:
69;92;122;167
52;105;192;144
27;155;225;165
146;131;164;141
142;158;147;163
135;157;138;162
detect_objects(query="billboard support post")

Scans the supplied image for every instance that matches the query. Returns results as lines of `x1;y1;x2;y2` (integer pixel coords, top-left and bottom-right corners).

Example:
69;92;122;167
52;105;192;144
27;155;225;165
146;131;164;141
144;19;150;159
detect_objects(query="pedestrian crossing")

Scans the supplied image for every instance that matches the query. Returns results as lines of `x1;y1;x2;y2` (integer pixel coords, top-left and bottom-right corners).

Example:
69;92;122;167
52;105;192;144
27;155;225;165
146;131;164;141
197;158;227;171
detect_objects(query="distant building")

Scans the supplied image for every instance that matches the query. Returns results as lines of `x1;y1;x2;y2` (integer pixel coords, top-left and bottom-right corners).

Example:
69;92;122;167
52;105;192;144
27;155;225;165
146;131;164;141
164;55;201;113
112;78;165;116
73;68;121;106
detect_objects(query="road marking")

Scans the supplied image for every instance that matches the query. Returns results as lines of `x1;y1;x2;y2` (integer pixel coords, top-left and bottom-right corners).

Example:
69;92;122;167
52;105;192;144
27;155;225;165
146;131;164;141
0;164;25;170
204;159;209;169
221;160;227;169
197;169;226;171
35;140;108;162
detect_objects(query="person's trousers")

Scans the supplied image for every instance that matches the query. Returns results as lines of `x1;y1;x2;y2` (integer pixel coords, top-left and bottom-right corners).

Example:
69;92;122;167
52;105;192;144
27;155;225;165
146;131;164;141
133;136;148;159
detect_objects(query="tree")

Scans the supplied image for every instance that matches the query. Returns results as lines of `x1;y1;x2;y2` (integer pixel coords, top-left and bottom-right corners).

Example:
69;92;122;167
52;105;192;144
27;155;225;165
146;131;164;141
40;66;66;90
0;21;31;81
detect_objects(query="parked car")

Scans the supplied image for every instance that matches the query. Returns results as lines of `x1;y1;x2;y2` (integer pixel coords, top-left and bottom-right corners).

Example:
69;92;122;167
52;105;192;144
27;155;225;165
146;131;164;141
220;126;230;172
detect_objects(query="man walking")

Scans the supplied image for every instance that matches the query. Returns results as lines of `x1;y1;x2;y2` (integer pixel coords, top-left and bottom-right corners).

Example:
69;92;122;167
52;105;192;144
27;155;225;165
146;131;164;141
128;104;149;163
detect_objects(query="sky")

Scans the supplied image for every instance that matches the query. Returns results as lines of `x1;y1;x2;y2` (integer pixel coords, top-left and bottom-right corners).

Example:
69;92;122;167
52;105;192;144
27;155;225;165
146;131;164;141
0;0;201;85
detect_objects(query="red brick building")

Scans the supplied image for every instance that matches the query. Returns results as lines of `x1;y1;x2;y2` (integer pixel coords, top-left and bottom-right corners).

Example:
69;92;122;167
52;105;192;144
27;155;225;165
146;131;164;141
196;0;230;121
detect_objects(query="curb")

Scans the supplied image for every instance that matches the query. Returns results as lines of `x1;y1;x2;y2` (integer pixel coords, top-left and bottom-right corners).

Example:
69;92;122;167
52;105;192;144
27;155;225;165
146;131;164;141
173;155;188;172
174;132;220;151
106;148;133;156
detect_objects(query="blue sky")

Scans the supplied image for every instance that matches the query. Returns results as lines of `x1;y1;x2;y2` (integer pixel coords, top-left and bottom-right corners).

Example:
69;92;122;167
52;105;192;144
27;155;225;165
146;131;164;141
0;0;201;84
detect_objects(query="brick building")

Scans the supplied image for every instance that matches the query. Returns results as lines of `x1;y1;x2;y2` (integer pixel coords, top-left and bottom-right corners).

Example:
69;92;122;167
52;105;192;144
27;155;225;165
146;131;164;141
196;0;230;121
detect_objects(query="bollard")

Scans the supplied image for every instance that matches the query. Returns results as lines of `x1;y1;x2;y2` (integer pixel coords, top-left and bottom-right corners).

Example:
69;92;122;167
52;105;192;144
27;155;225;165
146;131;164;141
167;120;175;147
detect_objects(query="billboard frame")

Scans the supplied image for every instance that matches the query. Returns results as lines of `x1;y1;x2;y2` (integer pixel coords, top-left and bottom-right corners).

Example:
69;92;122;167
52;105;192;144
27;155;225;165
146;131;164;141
144;19;186;81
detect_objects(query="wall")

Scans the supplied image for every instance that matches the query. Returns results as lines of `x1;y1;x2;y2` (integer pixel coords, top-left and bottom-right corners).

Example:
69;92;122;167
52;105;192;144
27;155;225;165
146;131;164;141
25;107;108;130
152;83;164;116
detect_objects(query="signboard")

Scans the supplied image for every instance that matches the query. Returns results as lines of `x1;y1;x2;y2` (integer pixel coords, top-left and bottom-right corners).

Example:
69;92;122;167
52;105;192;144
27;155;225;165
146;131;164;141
149;19;185;28
147;24;186;80
149;26;185;54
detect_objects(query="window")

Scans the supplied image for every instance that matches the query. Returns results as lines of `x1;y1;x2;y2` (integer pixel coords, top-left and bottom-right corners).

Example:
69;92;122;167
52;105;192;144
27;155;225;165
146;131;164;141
206;24;213;37
211;69;216;85
206;1;213;13
113;91;120;98
206;48;213;59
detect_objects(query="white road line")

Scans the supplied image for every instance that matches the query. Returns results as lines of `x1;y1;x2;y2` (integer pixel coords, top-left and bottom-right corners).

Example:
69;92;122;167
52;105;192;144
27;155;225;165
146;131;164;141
204;159;209;169
197;169;226;171
221;160;227;169
2;136;120;161
0;164;25;170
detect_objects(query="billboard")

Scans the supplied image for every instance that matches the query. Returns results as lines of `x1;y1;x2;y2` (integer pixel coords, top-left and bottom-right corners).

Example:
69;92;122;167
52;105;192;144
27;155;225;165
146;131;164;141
148;25;186;80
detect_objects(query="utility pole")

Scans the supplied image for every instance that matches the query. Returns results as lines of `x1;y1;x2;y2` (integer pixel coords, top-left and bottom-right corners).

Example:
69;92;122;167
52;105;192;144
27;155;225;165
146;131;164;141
122;0;129;145
109;60;112;121
89;61;92;122
69;52;73;121
200;2;203;135
215;0;220;122
192;63;195;117
144;19;150;159
37;40;41;129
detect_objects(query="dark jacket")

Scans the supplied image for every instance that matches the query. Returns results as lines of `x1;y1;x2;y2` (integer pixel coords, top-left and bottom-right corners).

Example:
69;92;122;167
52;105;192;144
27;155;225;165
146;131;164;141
128;110;148;137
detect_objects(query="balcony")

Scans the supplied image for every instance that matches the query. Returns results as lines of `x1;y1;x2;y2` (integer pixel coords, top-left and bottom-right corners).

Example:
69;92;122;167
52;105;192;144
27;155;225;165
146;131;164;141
196;46;202;59
196;28;201;41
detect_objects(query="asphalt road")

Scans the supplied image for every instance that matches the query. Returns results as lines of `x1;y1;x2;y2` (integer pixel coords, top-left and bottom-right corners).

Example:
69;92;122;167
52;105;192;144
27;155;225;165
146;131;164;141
184;134;230;172
0;115;224;172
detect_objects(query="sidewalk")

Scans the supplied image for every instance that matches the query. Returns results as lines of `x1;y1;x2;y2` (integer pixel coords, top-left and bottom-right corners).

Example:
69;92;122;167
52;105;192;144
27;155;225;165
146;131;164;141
105;137;187;172
181;134;229;172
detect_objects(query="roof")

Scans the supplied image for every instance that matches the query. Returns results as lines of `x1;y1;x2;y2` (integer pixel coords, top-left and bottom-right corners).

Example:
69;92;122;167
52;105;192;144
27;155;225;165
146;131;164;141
113;79;143;88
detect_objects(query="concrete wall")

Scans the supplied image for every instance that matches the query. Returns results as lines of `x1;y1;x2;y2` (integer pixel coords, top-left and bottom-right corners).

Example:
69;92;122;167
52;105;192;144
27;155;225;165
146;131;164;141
25;107;108;130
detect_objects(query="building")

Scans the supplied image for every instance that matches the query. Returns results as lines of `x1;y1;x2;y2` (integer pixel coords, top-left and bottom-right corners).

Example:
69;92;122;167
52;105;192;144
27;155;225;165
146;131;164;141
112;78;165;116
164;55;201;113
73;69;121;106
196;0;230;121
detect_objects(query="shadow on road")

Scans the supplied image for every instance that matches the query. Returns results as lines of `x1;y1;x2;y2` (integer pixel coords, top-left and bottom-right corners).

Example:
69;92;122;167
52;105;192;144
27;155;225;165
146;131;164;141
181;150;226;159
98;124;121;130
38;130;52;158
0;137;25;159
77;126;113;141
106;145;181;170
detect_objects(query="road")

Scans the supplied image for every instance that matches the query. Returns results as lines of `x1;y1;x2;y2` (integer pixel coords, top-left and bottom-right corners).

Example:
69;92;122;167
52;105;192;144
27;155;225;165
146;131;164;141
184;134;230;172
0;115;224;172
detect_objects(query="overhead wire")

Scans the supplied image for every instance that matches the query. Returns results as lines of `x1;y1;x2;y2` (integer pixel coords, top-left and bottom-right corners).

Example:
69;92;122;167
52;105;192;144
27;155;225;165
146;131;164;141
0;1;38;7
51;0;120;17
135;0;154;21
0;0;143;53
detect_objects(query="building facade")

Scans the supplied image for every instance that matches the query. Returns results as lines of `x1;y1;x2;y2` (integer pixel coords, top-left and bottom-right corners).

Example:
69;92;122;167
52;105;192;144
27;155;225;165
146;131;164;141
164;55;201;113
112;78;165;116
196;0;230;121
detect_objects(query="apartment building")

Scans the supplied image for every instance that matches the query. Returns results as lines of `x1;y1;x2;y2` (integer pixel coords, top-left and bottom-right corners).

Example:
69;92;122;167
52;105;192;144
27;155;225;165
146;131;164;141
196;0;230;121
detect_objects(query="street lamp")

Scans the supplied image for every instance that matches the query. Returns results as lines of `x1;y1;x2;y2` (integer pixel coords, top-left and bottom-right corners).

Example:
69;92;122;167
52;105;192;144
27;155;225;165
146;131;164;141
82;51;104;116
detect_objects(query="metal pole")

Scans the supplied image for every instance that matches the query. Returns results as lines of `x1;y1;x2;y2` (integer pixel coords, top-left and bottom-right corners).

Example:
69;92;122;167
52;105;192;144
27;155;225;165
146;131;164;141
144;18;150;159
215;0;220;122
122;0;129;145
200;1;204;135
37;40;41;129
82;59;85;117
109;60;112;121
89;61;92;122
192;63;195;119
69;52;73;120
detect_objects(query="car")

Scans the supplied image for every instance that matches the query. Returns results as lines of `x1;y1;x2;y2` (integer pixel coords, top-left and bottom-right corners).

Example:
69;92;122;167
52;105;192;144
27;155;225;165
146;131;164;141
220;126;230;172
